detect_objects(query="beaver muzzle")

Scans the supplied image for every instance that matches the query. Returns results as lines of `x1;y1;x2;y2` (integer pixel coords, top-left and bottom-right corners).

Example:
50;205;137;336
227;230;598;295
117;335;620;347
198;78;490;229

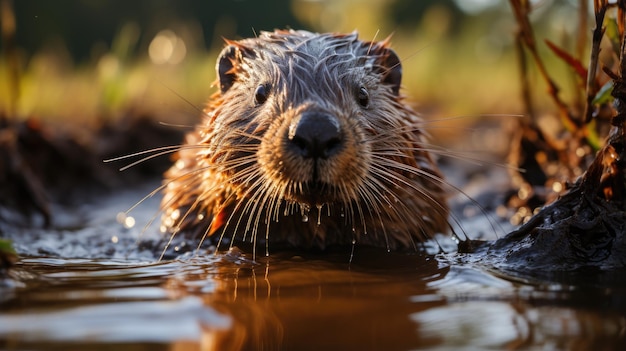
288;111;343;160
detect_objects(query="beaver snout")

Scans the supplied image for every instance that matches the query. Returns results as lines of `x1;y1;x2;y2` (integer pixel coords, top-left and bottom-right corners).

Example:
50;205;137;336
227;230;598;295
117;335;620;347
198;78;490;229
288;111;343;160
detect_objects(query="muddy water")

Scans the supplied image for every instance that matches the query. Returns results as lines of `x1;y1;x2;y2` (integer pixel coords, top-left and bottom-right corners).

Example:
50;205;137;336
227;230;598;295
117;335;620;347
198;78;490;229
1;182;626;350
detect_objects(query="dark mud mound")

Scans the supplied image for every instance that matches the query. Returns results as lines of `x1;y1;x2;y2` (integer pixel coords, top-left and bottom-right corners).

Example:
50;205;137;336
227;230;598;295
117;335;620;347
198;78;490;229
0;114;184;229
488;83;626;272
488;182;626;271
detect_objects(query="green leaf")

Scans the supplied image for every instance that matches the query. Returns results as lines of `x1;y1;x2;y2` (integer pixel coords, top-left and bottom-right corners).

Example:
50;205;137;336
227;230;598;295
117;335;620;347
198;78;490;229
592;81;614;106
0;239;16;255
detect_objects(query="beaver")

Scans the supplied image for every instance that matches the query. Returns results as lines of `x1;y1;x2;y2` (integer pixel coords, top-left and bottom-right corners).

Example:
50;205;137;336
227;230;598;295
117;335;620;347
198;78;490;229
160;30;449;253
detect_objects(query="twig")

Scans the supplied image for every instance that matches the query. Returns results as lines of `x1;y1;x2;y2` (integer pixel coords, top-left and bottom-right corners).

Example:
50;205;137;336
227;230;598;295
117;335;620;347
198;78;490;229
583;0;609;124
509;0;577;129
515;33;534;120
613;0;626;127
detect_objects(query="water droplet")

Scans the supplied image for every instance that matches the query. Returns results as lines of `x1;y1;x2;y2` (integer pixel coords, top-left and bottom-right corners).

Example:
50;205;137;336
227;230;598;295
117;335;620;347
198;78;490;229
115;212;126;224
316;204;323;225
300;204;310;222
163;217;174;227
116;212;135;228
123;216;136;229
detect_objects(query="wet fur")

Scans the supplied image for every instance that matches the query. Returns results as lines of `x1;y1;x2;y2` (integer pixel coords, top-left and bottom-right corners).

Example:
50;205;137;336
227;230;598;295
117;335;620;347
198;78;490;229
161;30;449;252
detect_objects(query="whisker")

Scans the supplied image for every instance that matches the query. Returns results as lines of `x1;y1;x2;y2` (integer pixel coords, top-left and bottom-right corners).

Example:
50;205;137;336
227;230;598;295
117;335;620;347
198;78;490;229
378;147;521;172
124;165;209;215
105;144;219;173
364;169;438;244
158;178;211;260
158;121;196;130
157;80;206;116
356;180;392;250
214;169;267;251
370;156;502;240
368;163;462;246
103;145;184;163
369;141;524;173
394;39;437;68
365;114;523;139
158;228;179;261
416;113;525;126
366;29;380;56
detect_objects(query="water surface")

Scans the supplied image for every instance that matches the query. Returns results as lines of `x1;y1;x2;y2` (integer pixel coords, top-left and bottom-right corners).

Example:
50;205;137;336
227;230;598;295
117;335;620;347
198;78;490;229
1;182;625;350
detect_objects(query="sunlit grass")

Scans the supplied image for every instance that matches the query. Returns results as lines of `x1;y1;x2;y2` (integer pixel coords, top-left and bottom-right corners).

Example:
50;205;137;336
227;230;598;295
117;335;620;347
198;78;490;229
0;52;216;127
0;2;583;151
0;31;524;127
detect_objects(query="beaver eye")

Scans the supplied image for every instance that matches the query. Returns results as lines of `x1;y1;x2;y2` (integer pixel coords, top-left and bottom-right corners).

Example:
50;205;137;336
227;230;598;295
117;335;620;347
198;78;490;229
357;86;369;108
254;84;269;106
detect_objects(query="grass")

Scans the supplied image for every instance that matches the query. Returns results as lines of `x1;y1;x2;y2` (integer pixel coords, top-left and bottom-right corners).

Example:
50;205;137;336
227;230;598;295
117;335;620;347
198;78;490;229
0;2;587;153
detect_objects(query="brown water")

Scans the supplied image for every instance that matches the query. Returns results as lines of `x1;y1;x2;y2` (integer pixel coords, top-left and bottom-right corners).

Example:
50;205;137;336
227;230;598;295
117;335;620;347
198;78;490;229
2;181;626;350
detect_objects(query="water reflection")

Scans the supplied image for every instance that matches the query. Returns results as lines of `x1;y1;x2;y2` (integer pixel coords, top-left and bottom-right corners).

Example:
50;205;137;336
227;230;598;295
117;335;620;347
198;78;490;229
165;248;449;350
166;250;626;350
413;301;626;350
2;250;626;350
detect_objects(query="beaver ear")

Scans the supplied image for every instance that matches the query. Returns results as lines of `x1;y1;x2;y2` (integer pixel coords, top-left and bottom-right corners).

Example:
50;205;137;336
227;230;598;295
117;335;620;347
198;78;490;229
216;44;255;93
378;47;402;96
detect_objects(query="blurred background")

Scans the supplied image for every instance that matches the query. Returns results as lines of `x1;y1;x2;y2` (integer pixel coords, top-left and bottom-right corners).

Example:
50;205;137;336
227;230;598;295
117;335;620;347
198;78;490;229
0;0;585;148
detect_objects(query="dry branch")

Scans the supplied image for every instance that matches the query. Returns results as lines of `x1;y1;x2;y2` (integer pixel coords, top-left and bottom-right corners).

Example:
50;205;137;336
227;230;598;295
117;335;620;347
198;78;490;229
488;0;626;271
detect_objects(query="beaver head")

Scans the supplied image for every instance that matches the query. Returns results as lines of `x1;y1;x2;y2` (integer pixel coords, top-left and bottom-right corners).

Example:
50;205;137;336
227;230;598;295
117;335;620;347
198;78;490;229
211;30;404;205
162;30;449;251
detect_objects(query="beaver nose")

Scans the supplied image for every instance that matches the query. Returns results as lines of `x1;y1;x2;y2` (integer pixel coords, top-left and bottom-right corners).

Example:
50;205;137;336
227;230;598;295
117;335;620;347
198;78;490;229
289;112;343;159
